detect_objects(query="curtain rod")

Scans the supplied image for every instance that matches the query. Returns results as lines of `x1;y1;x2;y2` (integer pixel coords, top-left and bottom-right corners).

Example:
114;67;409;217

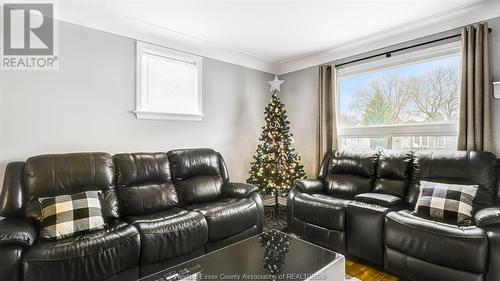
335;27;492;68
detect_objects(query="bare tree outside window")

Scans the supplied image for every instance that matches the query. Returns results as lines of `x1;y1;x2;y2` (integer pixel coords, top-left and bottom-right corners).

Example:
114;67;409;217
338;54;460;151
408;67;459;122
347;66;459;126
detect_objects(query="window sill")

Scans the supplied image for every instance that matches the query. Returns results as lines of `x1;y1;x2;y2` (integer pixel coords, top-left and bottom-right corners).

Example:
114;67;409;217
339;122;457;137
133;110;204;121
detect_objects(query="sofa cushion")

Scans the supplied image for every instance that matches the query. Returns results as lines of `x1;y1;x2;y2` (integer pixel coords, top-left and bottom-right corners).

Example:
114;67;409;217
373;151;412;197
113;153;171;186
22;222;140;281
174;175;224;205
117;182;178;216
168;149;228;205
185;198;257;242
408;151;498;209
385;210;488;273
168;149;227;180
325;150;378;198
127;208;208;264
293;193;350;231
23;153;118;222
24;153;114;197
113;153;178;216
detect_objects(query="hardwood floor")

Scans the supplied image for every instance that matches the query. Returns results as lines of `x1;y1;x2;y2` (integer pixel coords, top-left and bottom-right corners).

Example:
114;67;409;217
346;260;399;281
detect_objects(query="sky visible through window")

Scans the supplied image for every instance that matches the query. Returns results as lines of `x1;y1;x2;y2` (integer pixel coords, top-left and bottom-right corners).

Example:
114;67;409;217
338;54;460;151
339;55;460;127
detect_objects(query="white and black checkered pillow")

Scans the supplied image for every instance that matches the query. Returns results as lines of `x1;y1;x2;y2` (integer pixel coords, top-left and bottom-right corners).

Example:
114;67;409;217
414;181;478;225
40;191;105;240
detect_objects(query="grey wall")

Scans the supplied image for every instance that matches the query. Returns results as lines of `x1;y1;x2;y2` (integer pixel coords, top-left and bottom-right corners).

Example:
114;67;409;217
2;17;500;190
282;16;500;178
490;17;500;152
0;21;273;188
280;67;318;178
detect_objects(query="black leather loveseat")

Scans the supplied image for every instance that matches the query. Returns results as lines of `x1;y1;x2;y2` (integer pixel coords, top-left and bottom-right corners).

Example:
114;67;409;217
287;150;500;281
0;148;264;281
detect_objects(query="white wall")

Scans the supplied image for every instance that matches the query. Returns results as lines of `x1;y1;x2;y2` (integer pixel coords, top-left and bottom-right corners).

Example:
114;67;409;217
0;21;273;188
281;16;500;179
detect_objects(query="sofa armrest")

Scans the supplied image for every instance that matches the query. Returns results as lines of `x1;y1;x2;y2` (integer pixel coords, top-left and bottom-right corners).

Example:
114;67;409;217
0;217;38;247
355;193;403;207
222;182;259;199
0;162;25;217
294;179;325;194
475;207;500;227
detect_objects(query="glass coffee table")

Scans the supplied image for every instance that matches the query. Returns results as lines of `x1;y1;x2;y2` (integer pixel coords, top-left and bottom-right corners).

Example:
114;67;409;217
139;230;345;281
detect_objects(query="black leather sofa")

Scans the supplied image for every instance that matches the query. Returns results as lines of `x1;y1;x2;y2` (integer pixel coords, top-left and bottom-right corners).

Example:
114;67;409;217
287;150;500;281
0;148;264;281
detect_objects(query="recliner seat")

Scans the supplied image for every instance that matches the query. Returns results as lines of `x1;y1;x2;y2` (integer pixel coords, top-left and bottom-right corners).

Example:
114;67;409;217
112;152;209;272
288;150;381;254
167;149;264;250
385;210;488;275
17;153;141;281
126;208;207;263
23;221;141;281
383;151;499;281
185;198;258;242
288;149;500;281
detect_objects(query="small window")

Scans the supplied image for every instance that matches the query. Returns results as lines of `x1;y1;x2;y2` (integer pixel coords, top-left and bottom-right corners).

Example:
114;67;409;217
337;41;461;151
135;42;203;121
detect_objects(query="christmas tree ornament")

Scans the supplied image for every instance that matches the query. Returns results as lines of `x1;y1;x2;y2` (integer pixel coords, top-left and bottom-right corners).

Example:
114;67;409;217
268;75;284;93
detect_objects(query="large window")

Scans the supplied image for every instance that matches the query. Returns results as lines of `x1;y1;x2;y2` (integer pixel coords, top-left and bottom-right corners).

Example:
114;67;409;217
135;42;203;121
337;42;461;151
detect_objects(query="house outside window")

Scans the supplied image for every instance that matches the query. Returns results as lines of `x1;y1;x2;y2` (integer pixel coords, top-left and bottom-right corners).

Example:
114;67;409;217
337;42;461;151
135;42;203;121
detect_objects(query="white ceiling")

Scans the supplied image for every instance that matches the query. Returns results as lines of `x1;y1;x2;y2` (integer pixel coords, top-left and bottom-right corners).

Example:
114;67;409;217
49;0;500;73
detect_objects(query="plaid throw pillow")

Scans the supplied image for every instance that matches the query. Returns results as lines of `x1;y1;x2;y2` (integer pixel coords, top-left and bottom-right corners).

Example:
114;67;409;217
414;181;478;225
40;191;105;240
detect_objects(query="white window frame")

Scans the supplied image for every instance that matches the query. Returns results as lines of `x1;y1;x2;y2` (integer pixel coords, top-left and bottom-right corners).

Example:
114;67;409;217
336;41;461;149
135;41;203;121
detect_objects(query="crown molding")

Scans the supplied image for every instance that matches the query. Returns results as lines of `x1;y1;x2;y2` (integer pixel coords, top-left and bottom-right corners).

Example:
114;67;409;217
56;4;279;74
278;0;500;75
51;1;499;76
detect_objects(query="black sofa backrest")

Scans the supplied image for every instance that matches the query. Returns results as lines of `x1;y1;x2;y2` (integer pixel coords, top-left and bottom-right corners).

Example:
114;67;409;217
22;152;119;221
374;151;413;198
324;150;379;199
408;150;498;209
167;148;229;205
0;149;237;219
113;153;178;216
318;149;500;208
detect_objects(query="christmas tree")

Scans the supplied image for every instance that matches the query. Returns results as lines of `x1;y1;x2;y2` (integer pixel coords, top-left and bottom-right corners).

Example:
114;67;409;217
247;75;306;215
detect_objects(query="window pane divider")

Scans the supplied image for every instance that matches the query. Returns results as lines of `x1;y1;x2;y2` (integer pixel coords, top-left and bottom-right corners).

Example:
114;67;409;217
339;122;457;137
